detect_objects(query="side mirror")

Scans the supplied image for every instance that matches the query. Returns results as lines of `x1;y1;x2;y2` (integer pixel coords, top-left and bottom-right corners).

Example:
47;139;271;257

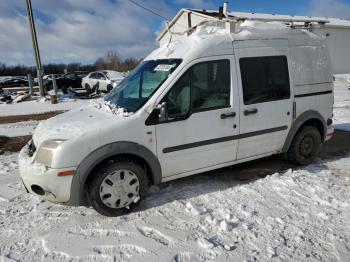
145;102;168;126
157;102;168;122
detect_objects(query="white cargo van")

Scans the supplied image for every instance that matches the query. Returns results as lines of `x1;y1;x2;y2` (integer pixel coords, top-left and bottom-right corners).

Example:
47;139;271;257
19;19;334;216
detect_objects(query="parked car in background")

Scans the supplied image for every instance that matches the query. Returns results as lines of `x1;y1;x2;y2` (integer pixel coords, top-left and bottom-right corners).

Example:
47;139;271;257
44;71;89;93
0;77;28;88
43;74;62;81
82;70;125;93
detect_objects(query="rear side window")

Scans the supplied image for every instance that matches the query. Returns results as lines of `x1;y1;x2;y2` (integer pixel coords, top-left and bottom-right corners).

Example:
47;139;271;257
239;56;290;105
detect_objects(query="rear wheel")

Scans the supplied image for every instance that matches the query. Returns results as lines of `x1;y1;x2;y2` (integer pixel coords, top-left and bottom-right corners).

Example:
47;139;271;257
88;160;148;217
287;125;322;165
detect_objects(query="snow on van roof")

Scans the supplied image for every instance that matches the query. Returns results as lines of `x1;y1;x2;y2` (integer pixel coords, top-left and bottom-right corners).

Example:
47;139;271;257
147;20;319;60
189;9;350;28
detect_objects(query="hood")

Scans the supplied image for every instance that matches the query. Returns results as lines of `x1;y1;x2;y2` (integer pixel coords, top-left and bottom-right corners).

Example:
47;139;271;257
32;105;124;147
110;77;124;82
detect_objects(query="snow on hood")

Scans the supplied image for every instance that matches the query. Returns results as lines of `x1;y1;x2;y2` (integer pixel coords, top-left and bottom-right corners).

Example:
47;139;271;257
32;104;125;147
90;99;133;116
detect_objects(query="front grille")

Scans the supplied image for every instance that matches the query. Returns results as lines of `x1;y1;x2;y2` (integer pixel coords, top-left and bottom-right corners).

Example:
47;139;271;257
28;140;36;157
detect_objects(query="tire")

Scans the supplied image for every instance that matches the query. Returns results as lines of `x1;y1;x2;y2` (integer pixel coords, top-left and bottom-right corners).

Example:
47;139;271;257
85;83;91;92
87;159;148;217
107;84;113;93
287;125;322;165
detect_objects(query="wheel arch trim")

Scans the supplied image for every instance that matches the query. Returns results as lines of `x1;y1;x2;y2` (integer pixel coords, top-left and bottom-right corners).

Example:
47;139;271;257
282;110;327;153
66;141;162;206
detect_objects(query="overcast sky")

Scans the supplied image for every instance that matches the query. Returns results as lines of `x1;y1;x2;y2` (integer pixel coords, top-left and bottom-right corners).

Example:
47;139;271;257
1;0;350;66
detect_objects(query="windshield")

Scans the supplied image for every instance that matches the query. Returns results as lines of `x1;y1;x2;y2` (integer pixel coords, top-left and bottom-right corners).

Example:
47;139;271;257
104;59;182;113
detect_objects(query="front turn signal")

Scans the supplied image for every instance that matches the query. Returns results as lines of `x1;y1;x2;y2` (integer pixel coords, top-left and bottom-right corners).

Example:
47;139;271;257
57;170;75;177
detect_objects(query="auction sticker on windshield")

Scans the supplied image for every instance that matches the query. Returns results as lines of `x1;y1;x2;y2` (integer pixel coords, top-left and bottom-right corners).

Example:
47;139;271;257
154;64;174;72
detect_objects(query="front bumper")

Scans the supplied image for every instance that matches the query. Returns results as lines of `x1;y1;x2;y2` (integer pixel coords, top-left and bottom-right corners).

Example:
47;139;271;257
18;143;76;203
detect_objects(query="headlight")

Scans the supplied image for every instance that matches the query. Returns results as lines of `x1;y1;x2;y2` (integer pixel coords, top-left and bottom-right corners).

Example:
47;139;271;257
34;140;65;167
112;81;118;88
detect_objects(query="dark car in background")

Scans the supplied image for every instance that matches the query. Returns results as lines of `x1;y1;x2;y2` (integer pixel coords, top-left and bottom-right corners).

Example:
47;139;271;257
0;77;29;89
44;71;89;93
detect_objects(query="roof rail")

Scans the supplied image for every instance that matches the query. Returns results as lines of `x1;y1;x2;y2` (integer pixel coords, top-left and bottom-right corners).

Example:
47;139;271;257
231;15;330;25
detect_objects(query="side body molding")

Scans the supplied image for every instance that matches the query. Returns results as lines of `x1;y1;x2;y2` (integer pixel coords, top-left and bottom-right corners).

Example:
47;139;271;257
282;110;327;153
67;141;162;206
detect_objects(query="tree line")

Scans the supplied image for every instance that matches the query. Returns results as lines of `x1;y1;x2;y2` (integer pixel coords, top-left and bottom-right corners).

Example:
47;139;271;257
0;51;141;76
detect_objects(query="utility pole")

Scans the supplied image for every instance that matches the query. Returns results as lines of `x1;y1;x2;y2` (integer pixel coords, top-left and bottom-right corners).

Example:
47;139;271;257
25;0;44;96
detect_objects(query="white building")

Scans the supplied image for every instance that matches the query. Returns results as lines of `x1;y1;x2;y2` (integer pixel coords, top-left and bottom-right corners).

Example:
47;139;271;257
158;8;350;74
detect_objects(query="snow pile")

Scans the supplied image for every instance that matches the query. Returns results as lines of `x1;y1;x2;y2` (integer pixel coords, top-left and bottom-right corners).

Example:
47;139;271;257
234;20;287;39
152;20;318;60
90;99;133;117
18;144;47;175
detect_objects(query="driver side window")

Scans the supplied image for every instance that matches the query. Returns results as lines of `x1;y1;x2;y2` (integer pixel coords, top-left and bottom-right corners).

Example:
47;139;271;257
162;59;230;120
164;70;190;118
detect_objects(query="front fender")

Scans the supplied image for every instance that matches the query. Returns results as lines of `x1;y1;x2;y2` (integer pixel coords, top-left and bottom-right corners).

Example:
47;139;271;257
66;141;162;206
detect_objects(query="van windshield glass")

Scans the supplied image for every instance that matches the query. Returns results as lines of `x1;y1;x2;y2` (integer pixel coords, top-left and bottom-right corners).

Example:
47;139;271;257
104;59;182;113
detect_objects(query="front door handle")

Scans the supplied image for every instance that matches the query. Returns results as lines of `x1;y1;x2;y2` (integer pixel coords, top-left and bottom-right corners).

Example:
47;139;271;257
244;108;258;116
221;112;236;119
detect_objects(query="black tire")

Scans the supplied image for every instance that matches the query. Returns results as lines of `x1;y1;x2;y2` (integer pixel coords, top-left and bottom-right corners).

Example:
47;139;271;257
107;84;113;93
287;125;322;165
87;160;148;217
85;83;91;91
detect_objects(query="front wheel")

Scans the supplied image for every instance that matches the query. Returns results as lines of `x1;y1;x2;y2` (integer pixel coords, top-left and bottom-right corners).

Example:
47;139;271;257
287;126;322;165
106;84;113;93
88;160;148;216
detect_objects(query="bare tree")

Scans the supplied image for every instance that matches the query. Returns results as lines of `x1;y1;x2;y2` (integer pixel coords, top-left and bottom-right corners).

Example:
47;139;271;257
94;57;105;70
105;51;121;71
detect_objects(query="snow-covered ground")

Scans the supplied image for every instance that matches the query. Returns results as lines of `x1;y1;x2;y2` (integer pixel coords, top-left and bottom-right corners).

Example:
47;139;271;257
0;152;350;261
0;98;90;117
0;75;350;261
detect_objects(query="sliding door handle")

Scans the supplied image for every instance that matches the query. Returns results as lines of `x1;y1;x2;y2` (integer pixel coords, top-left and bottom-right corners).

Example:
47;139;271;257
220;112;236;119
244;108;258;116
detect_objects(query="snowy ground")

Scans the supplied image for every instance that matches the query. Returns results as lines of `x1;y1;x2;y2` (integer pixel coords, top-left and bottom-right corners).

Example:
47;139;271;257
0;98;90;117
0;152;350;261
0;75;350;261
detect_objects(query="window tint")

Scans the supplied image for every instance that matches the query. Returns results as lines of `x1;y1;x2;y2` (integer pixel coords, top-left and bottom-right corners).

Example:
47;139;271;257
163;60;230;119
239;56;290;105
192;60;230;111
65;73;75;80
97;73;106;80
